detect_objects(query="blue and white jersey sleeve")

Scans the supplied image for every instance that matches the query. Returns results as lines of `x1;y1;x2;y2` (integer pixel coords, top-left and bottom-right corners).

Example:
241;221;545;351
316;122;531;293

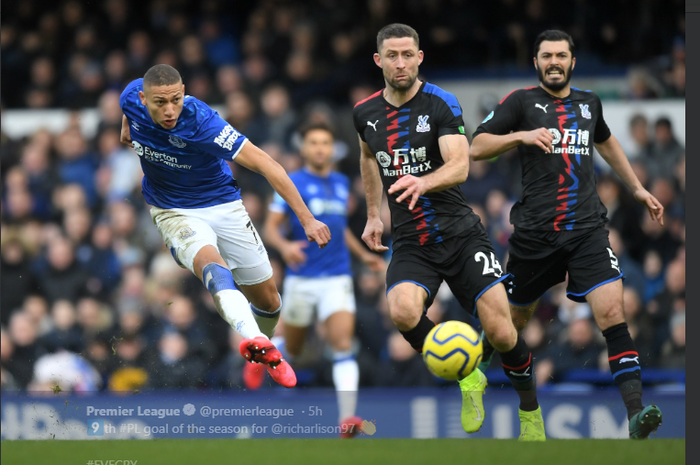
190;105;248;161
269;191;292;215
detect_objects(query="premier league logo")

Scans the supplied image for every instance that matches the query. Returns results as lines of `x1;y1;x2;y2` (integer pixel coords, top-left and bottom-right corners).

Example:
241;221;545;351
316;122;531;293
168;135;187;148
579;104;592;119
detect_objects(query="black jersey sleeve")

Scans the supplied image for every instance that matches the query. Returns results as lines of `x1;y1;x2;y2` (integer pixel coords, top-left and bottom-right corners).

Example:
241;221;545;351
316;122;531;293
434;97;466;138
593;93;612;143
352;107;367;142
472;89;524;138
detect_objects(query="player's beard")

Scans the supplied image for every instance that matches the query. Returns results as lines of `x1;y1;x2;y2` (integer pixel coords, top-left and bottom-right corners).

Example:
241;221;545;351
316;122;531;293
537;63;573;92
385;69;417;91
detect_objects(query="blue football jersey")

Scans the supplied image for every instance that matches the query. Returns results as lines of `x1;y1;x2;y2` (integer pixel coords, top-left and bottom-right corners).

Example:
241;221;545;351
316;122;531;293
269;169;351;277
119;78;246;209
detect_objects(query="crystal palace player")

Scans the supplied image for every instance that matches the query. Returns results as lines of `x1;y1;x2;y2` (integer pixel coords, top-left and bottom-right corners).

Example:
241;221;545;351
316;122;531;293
119;64;331;388
471;30;664;439
353;23;545;441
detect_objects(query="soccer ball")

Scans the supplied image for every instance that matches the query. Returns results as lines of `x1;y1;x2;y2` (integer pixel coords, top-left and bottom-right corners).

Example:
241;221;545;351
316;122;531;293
422;321;483;380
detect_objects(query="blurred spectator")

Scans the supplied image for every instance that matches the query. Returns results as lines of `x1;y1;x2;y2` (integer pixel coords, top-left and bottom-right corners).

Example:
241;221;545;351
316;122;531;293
7;311;44;388
248;83;297;150
1;326;20;390
642;117;684;181
54;128;98;207
546;318;603;380
209;327;248;389
36;235;89;304
29;350;102;392
374;331;436;387
41;299;83;353
659;312;684;369
607;227;645;300
1;231;41;323
626;114;653;160
147;331;207;389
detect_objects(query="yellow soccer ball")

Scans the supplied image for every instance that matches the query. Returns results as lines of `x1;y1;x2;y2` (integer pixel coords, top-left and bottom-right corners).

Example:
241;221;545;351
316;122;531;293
422;321;483;380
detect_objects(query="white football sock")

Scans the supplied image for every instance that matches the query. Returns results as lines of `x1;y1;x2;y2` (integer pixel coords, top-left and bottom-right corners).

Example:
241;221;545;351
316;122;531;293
333;350;359;422
214;289;266;340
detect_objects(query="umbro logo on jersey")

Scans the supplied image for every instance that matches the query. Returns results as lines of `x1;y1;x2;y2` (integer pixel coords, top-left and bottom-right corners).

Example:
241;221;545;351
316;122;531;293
579;104;592;119
367;120;379;131
169;135;187;148
535;103;548;113
416;115;431;132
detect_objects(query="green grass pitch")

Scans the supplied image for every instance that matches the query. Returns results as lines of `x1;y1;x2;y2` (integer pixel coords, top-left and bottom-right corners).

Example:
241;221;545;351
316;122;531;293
1;438;686;465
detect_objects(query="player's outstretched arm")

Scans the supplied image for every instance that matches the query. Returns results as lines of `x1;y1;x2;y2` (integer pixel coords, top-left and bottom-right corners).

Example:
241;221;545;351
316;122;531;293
263;210;308;269
595;134;665;225
236;142;331;248
471;129;553;160
359;137;389;252
120;115;133;147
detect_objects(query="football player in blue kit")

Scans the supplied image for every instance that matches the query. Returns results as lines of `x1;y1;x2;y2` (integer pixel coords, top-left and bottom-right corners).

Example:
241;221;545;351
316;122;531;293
263;122;385;436
119;64;331;388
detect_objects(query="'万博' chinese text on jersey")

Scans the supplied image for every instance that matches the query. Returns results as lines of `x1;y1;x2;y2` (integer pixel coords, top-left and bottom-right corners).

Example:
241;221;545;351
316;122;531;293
120;78;247;209
473;86;612;231
353;82;479;250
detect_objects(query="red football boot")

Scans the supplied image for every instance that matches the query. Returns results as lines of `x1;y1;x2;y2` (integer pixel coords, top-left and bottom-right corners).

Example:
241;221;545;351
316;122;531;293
242;360;265;390
239;336;297;388
340;416;363;438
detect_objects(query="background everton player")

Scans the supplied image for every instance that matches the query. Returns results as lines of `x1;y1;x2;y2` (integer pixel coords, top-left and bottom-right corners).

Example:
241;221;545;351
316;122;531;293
119;64;331;389
353;23;545;441
471;30;665;439
263;122;385;436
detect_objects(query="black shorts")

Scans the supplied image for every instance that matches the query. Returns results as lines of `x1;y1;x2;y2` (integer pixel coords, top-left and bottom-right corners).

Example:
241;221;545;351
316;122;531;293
506;226;623;305
386;222;510;315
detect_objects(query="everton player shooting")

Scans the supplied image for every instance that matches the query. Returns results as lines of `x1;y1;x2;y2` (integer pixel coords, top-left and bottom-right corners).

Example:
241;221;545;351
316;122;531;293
119;64;331;388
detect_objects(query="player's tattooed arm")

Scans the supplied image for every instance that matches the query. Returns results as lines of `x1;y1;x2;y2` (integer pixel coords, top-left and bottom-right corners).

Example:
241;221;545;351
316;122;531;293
359;137;389;252
120;115;133;147
388;134;469;210
236;142;331;248
595;134;664;225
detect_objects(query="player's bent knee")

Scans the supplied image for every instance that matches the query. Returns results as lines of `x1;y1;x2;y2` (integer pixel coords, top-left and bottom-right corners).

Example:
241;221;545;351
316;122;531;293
485;325;517;352
595;304;626;330
202;263;235;294
387;303;422;330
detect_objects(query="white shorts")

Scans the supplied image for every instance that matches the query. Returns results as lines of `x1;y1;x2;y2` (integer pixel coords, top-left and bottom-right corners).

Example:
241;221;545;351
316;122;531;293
150;200;273;286
281;275;356;327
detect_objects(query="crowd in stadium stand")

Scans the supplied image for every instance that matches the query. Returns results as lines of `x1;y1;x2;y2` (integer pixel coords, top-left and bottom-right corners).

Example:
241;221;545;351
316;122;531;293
1;0;685;392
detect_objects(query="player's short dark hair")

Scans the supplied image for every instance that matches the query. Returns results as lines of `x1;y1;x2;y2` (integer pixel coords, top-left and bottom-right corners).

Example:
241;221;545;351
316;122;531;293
299;121;335;140
376;23;419;52
533;30;575;57
143;64;182;89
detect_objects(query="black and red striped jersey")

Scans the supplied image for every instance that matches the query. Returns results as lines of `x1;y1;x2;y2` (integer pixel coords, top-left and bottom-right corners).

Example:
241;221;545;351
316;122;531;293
473;86;612;231
353;81;479;250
